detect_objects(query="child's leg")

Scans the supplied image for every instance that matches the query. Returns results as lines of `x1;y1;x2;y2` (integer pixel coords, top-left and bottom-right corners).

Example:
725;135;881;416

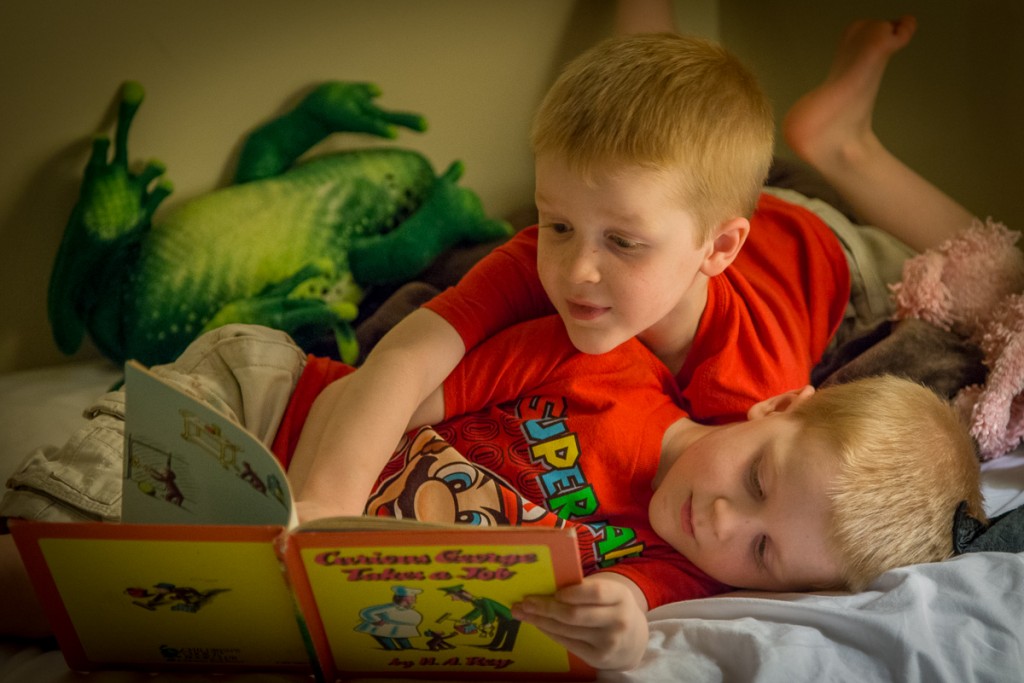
0;325;306;525
783;16;975;253
151;324;307;448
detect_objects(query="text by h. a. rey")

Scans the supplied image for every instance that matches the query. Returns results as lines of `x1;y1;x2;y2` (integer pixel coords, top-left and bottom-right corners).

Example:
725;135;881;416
388;655;514;670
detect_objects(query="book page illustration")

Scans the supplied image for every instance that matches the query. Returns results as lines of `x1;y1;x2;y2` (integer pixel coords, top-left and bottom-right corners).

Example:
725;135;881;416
125;581;229;614
122;362;292;526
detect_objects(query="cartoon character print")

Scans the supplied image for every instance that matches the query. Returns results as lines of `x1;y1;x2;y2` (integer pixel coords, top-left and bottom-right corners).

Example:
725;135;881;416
366;427;551;527
366;423;604;572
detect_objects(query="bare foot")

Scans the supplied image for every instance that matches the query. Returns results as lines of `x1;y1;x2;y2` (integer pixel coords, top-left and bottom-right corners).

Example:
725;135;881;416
783;16;917;171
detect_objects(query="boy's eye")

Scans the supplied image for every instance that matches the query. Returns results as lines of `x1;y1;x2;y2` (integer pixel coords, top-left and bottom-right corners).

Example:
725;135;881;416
541;222;570;234
609;234;640;250
754;535;768;569
748;454;764;499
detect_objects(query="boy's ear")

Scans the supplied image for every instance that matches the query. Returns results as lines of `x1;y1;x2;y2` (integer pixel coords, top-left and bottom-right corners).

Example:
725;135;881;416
700;216;749;277
748;385;816;420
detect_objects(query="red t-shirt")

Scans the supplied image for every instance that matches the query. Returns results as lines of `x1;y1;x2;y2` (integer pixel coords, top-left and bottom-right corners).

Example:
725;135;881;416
273;316;729;609
424;192;851;424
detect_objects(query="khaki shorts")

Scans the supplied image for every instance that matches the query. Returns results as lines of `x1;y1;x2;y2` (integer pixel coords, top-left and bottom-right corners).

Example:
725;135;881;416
763;186;917;353
0;324;307;525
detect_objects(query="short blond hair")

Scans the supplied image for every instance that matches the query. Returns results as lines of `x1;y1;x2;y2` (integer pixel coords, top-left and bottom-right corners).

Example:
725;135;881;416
531;32;774;242
794;375;984;591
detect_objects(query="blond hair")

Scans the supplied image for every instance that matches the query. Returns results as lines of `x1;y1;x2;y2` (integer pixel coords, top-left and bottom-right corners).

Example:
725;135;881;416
530;32;774;242
794;375;984;591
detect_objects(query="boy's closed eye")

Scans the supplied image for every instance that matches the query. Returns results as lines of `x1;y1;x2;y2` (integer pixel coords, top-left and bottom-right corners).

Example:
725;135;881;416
748;453;769;572
748;453;765;499
607;233;643;251
754;535;768;572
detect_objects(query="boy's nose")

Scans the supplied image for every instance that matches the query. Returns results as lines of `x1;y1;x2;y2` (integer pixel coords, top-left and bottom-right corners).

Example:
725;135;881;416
564;242;601;283
712;496;753;540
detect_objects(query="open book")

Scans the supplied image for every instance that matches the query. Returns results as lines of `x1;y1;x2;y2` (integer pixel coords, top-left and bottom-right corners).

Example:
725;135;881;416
10;361;594;681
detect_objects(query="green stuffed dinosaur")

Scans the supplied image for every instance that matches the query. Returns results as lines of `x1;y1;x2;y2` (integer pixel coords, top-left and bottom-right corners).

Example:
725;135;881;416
48;81;512;367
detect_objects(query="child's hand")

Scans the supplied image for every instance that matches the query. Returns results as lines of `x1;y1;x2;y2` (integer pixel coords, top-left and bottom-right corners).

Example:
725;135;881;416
512;573;648;671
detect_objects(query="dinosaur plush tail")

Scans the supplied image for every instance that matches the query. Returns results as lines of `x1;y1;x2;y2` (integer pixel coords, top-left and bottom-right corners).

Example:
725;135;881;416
48;81;170;359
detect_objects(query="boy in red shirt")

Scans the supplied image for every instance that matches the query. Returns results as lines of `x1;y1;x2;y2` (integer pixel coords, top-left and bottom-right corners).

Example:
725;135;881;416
294;15;971;525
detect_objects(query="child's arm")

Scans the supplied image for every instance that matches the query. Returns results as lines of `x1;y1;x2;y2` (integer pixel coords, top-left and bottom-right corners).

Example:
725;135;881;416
290;315;581;523
513;572;649;671
290;309;463;521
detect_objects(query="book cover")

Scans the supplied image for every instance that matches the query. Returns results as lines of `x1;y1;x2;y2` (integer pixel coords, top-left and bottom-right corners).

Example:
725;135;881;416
9;519;315;674
282;519;592;680
10;361;595;680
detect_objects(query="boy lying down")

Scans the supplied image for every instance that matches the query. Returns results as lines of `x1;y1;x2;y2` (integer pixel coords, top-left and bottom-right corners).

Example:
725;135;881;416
0;321;982;671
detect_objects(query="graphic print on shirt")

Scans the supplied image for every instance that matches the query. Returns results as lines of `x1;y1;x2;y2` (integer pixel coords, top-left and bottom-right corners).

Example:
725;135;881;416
511;395;645;568
368;393;646;571
367;428;552;526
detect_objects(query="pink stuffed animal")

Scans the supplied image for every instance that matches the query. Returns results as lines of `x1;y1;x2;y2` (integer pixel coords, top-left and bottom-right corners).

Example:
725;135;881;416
890;218;1024;459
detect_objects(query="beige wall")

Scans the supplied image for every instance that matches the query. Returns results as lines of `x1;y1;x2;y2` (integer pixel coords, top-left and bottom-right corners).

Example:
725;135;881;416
1;0;1019;373
721;0;1024;231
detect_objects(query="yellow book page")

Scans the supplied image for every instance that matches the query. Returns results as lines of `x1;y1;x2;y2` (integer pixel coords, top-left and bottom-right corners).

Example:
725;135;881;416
40;536;309;668
303;542;571;676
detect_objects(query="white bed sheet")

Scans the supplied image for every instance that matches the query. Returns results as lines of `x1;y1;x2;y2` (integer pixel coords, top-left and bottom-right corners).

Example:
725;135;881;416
1;360;1022;683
